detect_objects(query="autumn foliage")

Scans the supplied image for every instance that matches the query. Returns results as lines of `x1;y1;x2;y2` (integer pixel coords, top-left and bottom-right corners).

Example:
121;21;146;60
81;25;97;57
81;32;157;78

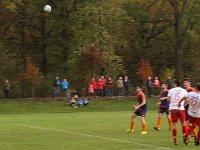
24;61;42;98
78;45;105;80
136;58;154;83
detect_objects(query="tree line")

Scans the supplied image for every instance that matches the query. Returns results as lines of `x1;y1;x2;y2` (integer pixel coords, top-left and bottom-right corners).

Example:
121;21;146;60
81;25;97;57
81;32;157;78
0;0;200;98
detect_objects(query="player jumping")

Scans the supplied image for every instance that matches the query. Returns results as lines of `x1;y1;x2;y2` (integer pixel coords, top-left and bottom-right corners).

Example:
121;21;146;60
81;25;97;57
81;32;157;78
178;82;200;146
126;87;147;134
154;84;172;131
167;80;187;145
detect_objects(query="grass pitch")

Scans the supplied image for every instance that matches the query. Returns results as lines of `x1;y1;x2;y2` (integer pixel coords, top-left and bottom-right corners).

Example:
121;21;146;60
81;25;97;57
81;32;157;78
0;98;198;150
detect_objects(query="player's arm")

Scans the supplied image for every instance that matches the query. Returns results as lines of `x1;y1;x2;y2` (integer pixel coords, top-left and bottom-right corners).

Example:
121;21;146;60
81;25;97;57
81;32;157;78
160;97;168;100
167;96;171;102
135;94;146;110
135;100;146;110
178;96;188;108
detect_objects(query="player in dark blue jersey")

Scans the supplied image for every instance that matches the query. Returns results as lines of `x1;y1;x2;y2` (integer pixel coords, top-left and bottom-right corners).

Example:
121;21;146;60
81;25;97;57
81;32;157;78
154;84;172;131
127;87;147;134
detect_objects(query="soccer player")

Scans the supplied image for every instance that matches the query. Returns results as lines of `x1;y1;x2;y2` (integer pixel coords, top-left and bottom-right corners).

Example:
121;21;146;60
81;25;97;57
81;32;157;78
178;83;200;146
167;80;188;145
126;87;147;134
154;84;172;131
183;79;197;138
183;79;195;118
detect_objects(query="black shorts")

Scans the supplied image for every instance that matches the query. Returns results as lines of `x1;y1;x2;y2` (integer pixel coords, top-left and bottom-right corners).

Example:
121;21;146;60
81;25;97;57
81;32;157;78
159;107;170;114
134;109;146;117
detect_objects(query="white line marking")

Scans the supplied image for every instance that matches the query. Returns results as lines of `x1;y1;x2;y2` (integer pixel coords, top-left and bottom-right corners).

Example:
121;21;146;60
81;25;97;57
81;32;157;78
20;125;171;150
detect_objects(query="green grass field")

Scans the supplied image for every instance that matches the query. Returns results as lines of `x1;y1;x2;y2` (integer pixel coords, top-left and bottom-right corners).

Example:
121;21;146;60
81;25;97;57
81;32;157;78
0;98;199;150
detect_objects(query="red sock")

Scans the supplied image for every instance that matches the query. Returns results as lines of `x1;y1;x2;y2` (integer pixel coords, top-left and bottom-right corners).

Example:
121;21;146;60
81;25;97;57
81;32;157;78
173;128;177;138
187;126;196;136
130;121;135;130
182;125;186;135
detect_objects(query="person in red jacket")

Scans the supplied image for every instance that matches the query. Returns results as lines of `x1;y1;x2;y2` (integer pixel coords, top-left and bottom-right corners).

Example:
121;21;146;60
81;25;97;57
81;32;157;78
89;78;97;96
97;78;103;96
101;76;107;96
153;77;160;96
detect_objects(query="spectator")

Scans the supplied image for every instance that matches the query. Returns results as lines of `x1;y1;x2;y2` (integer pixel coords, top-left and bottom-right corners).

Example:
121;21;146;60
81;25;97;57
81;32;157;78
61;78;69;98
166;77;172;89
70;95;78;108
53;76;61;97
146;77;153;98
77;98;84;107
117;77;124;96
89;78;97;96
66;89;71;100
88;84;94;97
3;79;11;99
97;78;103;96
124;76;131;96
107;77;114;97
83;97;89;106
153;77;160;96
77;97;89;106
101;76;107;96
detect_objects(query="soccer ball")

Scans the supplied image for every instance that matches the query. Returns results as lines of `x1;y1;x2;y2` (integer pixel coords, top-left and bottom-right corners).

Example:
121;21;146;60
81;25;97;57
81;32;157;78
44;5;51;12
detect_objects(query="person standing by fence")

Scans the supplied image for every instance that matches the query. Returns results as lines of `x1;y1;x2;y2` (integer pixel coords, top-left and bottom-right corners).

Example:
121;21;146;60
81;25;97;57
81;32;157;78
124;76;131;96
61;78;69;98
107;77;114;97
53;76;61;98
3;79;11;99
153;77;160;96
146;77;153;98
117;77;124;96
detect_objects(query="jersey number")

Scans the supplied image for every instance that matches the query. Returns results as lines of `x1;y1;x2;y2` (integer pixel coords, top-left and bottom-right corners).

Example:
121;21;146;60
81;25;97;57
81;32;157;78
174;93;181;102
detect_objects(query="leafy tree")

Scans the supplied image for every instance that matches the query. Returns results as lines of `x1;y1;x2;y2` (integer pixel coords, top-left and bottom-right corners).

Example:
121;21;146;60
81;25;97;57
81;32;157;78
23;60;42;98
136;58;154;83
78;44;105;81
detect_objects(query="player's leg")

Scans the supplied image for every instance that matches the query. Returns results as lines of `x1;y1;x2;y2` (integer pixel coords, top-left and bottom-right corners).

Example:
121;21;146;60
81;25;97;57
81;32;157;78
172;122;178;145
171;110;178;145
194;118;200;146
154;112;162;131
140;116;147;134
180;110;187;136
127;113;137;132
167;111;172;130
196;126;200;146
184;116;197;145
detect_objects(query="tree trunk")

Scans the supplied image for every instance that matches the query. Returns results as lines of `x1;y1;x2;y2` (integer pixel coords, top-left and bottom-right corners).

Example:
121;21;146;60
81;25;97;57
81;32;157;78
173;0;184;80
174;16;183;80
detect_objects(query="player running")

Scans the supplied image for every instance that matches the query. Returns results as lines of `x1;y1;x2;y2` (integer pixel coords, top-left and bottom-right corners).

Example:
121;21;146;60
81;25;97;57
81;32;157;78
126;87;147;134
178;83;200;146
167;80;187;145
154;84;172;131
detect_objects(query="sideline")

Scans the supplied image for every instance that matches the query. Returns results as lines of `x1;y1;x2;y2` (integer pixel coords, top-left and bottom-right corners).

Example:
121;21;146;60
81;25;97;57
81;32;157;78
20;125;171;150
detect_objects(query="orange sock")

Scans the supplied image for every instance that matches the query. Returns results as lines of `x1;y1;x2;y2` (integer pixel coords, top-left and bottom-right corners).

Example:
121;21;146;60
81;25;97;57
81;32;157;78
157;117;161;129
168;117;172;129
130;121;135;130
193;129;197;137
142;124;147;132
